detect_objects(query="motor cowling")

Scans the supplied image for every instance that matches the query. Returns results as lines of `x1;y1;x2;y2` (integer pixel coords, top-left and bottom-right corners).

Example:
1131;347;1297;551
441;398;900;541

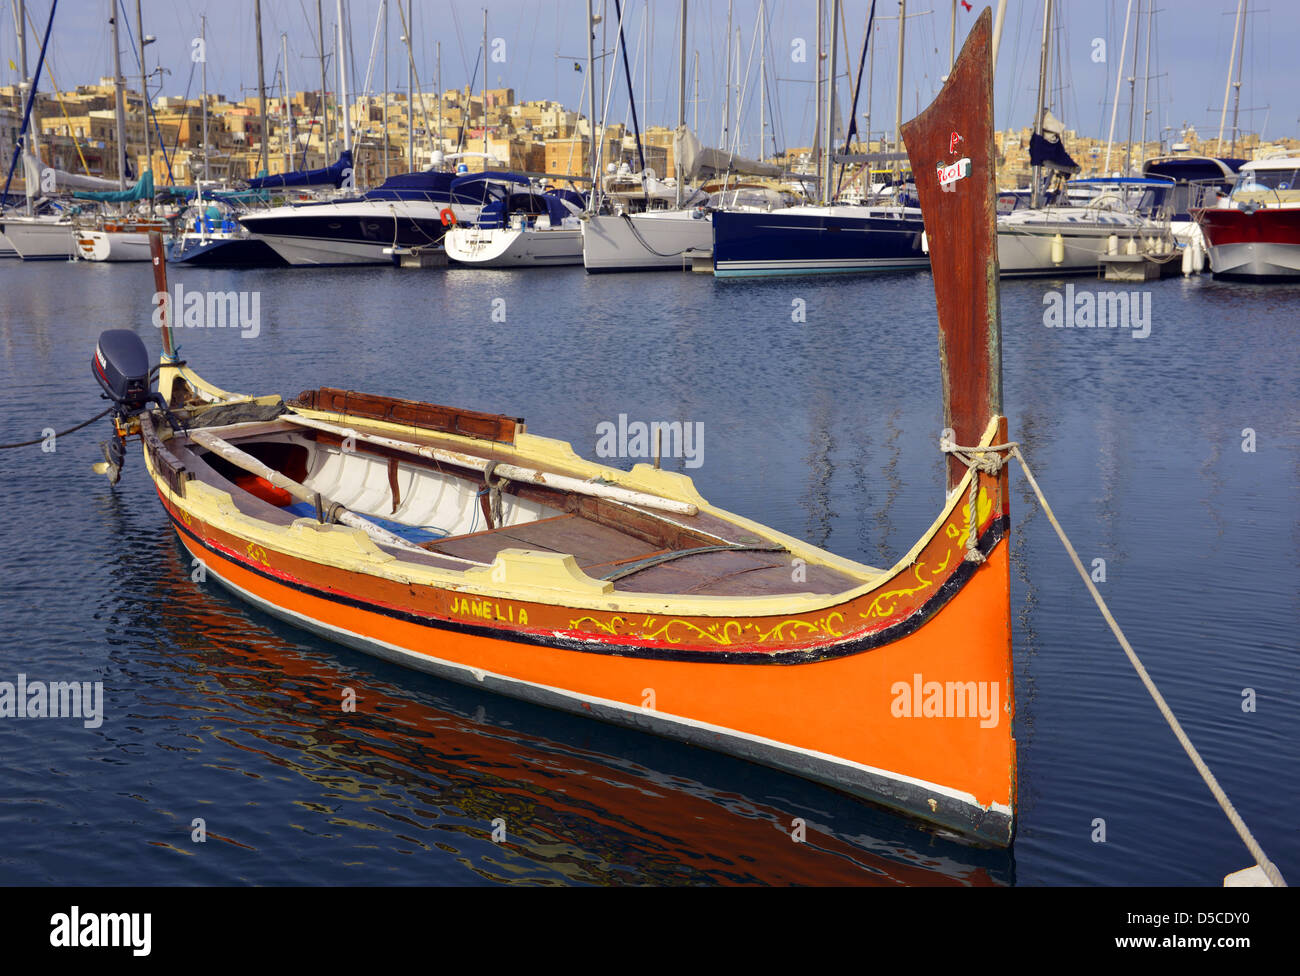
93;329;152;414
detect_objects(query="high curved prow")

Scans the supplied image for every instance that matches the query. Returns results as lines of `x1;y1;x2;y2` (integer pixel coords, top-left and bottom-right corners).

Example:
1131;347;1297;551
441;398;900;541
900;7;1003;492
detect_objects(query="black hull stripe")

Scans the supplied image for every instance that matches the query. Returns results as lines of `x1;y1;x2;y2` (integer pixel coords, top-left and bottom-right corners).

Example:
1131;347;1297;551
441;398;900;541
165;498;1009;666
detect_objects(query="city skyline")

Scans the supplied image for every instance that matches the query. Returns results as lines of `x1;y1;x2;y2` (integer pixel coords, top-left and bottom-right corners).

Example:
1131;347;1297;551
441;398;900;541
3;0;1294;158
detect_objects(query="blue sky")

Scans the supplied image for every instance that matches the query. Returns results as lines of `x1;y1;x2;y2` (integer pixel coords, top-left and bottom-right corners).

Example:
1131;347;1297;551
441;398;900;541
6;1;1294;153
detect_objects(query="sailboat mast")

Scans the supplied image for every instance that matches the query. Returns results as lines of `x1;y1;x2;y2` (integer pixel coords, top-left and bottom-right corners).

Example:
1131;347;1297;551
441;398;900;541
1139;0;1153;167
612;0;646;175
1216;0;1244;155
254;0;267;176
1123;0;1140;176
865;14;874;153
823;0;838;204
17;0;42;177
283;32;294;170
1103;0;1133;174
723;0;732;149
676;0;685;207
135;0;151;212
111;0;127;190
15;1;27;130
1229;0;1247;155
586;0;596;189
894;0;905;176
1030;0;1051;207
318;0;330;157
813;0;821;168
759;0;766;162
992;0;1007;65
337;0;352;155
586;0;597;202
436;39;442;167
948;0;956;70
734;26;740;153
406;0;413;171
381;0;387;179
482;8;488;161
647;1;655;129
200;15;208;181
691;49;702;131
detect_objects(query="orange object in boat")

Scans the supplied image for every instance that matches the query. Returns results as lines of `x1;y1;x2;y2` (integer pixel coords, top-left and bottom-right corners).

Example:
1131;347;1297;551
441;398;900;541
232;472;294;507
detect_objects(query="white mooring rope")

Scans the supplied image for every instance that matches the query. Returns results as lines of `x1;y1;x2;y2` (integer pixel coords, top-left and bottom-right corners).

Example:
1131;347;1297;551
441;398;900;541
943;438;1287;887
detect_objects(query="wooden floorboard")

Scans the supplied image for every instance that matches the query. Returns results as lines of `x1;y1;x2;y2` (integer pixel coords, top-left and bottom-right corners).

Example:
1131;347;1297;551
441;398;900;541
613;552;861;596
427;512;659;568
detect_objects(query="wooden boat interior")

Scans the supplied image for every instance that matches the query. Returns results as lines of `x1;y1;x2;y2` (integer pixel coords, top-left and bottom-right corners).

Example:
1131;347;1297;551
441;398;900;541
165;386;878;600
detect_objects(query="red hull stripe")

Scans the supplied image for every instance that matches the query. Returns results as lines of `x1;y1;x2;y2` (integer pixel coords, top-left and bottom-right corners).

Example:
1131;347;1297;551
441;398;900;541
1197;208;1300;246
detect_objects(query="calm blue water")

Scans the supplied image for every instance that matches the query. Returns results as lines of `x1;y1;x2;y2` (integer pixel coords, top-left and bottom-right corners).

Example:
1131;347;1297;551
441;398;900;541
0;258;1294;885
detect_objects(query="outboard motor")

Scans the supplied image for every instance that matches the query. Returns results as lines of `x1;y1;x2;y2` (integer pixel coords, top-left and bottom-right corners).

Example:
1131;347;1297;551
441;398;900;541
91;329;179;485
93;329;152;415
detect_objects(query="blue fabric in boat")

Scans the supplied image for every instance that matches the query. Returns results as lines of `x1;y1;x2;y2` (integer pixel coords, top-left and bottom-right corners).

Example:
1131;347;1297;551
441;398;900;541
281;502;447;544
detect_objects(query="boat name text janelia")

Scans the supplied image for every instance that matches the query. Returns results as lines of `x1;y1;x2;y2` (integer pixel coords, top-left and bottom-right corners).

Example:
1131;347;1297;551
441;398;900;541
449;597;529;625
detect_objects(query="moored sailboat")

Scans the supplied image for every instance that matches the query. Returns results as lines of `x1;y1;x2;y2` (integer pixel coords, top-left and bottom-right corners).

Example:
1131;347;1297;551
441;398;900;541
70;173;168;262
0;211;76;260
712;0;929;279
90;11;1015;844
580;1;782;274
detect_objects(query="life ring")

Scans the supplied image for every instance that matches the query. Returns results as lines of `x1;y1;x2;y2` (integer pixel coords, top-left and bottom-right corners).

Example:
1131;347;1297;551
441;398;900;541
440;207;457;226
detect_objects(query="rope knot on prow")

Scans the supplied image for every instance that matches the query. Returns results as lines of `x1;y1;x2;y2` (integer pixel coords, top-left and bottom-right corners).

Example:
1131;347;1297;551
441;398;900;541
940;437;1018;563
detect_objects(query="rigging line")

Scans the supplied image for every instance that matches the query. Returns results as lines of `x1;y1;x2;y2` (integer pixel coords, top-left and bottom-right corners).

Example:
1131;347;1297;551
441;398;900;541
393;1;431;164
619;210;692;257
114;0;175;185
26;34;92;176
2;0;57;203
0;407;111;450
612;0;646;175
1094;0;1113;146
359;0;384;102
590;0;632;194
165;53;199;177
448;0;469;86
835;0;878;200
768;0;790;159
729;4;761;157
949;438;1288;889
620;2;646;136
1003;0;1027;136
1;365;163;451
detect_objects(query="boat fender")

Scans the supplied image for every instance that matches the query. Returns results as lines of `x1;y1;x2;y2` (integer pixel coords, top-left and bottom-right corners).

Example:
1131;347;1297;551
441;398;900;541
440;207;457;226
1050;233;1065;265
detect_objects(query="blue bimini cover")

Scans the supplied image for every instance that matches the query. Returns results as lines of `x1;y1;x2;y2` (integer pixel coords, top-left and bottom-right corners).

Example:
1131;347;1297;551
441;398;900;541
244;151;353;190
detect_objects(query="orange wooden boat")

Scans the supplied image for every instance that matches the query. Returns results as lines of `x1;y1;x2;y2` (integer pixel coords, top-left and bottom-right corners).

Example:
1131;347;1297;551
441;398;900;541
90;11;1014;845
132;547;1010;884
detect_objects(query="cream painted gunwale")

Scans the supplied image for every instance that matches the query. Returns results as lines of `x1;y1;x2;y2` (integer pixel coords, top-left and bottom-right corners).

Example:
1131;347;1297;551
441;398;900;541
152;360;1002;623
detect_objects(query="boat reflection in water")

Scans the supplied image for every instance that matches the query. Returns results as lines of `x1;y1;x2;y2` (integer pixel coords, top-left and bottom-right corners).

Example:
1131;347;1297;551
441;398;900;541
120;533;1011;886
